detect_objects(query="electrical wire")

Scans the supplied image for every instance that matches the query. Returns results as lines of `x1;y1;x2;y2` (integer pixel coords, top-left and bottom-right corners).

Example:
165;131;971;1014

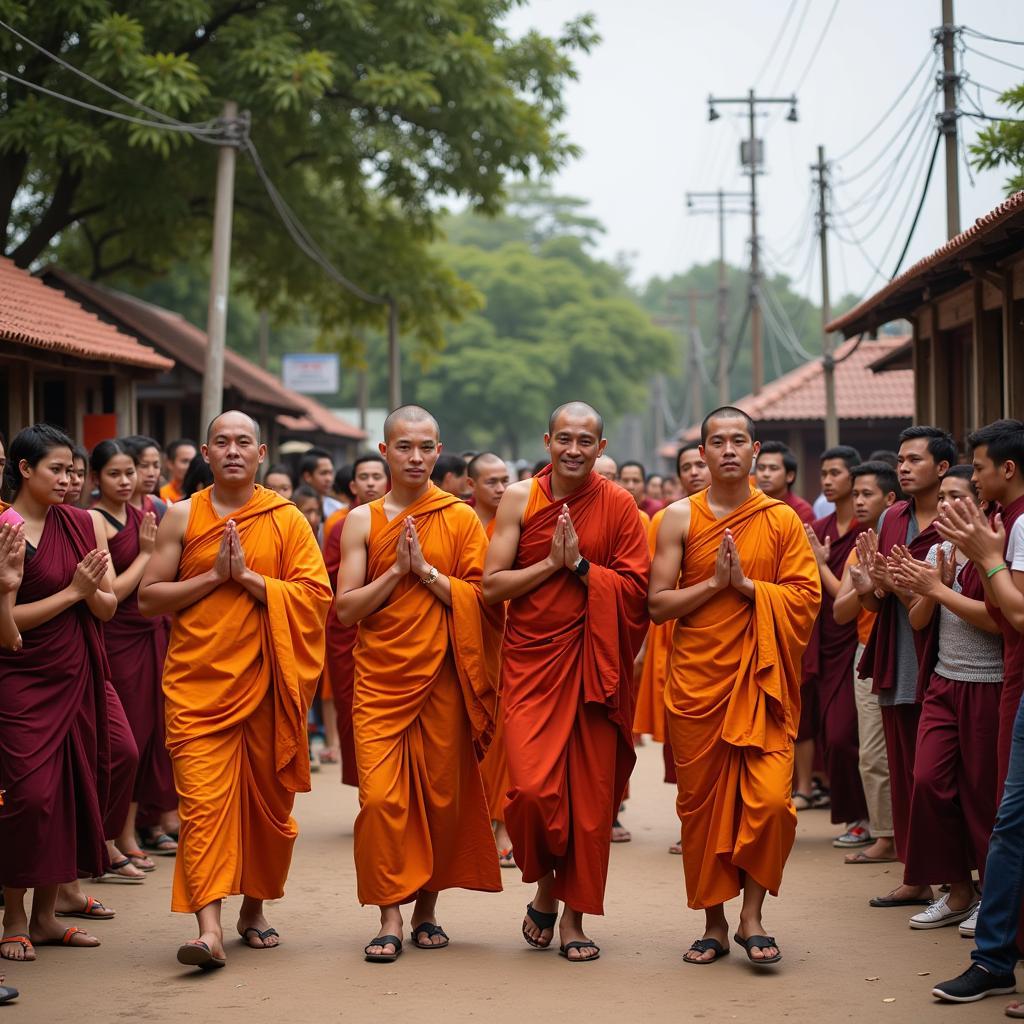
963;43;1024;74
754;0;801;86
962;26;1024;46
889;129;942;278
790;0;841;93
769;0;813;94
760;279;817;360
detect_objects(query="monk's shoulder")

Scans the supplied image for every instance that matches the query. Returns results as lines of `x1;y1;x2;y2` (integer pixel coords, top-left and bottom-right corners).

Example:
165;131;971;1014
498;478;531;516
659;496;692;537
343;502;372;537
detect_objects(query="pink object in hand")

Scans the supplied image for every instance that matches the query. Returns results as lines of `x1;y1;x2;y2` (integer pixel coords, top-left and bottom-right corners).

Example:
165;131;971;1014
0;507;24;528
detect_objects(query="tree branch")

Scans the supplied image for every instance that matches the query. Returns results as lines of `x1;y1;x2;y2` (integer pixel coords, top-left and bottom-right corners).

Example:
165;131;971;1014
11;162;83;267
176;1;263;55
0;150;29;246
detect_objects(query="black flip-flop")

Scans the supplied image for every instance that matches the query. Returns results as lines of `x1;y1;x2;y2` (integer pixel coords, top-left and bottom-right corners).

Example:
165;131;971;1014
734;933;781;966
240;927;279;948
522;903;558;949
868;895;932;908
559;940;600;963
683;937;729;965
364;934;402;963
0;983;18;1005
176;940;226;971
410;923;449;949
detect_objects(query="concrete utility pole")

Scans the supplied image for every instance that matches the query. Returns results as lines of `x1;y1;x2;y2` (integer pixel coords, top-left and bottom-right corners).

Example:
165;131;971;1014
813;145;839;449
201;100;242;431
939;0;961;238
387;299;401;409
707;89;798;395
685;189;749;404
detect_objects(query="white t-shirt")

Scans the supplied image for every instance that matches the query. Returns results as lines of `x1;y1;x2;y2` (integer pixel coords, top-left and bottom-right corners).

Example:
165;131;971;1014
1006;515;1024;571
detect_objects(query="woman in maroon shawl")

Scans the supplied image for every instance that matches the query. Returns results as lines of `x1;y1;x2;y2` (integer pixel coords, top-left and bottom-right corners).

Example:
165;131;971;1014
90;440;176;875
0;425;118;960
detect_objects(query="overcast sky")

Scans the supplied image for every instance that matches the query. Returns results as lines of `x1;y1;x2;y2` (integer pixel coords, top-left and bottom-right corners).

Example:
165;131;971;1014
504;0;1023;306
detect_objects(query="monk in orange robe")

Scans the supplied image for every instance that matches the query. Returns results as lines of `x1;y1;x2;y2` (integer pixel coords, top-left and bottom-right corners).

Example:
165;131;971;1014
158;439;196;505
484;402;649;963
467;453;515;867
338;407;502;963
634;443;710;854
650;407;819;967
322;454;390;785
139;411;331;971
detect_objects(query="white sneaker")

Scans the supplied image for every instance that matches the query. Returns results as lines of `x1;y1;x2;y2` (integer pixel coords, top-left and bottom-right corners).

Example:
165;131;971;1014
909;894;980;930
958;907;979;937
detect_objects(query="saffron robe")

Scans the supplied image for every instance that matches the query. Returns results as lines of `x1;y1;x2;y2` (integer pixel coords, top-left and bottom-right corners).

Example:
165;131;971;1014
103;502;176;817
161;486;331;913
0;505;113;886
634;509;669;742
352;487;503;905
502;468;650;915
324;508;359;786
666;488;820;909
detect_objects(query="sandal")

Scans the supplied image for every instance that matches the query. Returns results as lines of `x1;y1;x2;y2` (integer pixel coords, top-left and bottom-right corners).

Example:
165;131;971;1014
497;847;516;869
239;927;279;949
35;926;98;948
0;981;17;1005
792;792;813;811
844;851;898;865
559;940;600;963
123;849;156;872
93;858;145;884
611;818;631;843
522;902;558;949
56;895;116;920
683;937;729;965
0;935;34;962
734;932;781;966
177;939;226;970
140;831;178;856
364;934;402;963
410;923;449;949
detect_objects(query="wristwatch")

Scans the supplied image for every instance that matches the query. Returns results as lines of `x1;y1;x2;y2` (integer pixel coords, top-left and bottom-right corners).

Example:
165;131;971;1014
420;565;439;586
572;555;590;578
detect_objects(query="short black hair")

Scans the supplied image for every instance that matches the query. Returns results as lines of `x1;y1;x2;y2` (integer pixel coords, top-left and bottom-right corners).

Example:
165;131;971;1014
263;463;293;481
352;453;388;475
532;458;549;476
4;423;75;498
292;483;322;506
701;406;756;444
618;460;646;481
182;453;213;498
333;464;354;498
756;440;797;477
166;438;197;459
967;419;1024;471
868;449;898;469
430;453;467;484
851;460;898;497
350;453;389;495
898;425;956;468
120;434;162;462
820;445;862;470
299;450;333;480
90;438;132;475
943;463;977;493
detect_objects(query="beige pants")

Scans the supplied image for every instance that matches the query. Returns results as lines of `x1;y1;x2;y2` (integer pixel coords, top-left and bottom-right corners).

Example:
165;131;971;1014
854;644;894;838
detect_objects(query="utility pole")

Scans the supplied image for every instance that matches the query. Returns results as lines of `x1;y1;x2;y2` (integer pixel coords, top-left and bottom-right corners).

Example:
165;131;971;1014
707;89;798;395
257;310;269;370
939;0;961;238
685;189;749;404
813;145;839;449
201;100;244;431
387;299;401;409
687;288;709;424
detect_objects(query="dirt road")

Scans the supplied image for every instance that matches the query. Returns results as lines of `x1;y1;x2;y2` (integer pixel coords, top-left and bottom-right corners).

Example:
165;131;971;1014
2;741;1011;1023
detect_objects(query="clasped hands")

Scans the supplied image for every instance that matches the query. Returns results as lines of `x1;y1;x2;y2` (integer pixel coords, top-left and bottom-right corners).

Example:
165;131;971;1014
212;519;255;587
393;516;433;579
709;528;750;593
853;529;957;600
545;505;584;572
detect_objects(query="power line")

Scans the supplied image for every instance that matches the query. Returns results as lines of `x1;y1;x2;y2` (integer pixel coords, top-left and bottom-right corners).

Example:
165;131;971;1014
963;43;1024;74
769;0;813;93
962;26;1024;47
889;129;942;278
964;110;1024;124
754;0;801;85
790;0;842;92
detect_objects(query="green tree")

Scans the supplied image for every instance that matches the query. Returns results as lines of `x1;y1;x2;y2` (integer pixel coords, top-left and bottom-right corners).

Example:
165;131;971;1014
0;1;597;349
970;82;1024;192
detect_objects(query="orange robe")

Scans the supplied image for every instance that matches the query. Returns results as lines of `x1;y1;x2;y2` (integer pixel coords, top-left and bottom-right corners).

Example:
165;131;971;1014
323;507;359;786
502;467;649;915
666;488;819;909
159;481;183;504
352;486;503;906
161;487;331;913
634;508;669;740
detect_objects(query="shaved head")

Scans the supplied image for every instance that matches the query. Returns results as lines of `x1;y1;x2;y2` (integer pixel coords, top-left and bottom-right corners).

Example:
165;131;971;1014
383;404;440;443
594;455;617;480
467;452;505;480
206;409;260;443
548;401;604;438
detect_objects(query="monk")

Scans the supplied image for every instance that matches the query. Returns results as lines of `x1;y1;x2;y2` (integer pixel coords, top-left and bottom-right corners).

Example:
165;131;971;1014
594;455;617;481
467;453;515;866
634;443;710;854
430;453;469;498
322;453;389;786
138;411;331;970
799;446;870;844
755;441;815;525
159;439;197;505
484;402;649;963
650;407;820;966
338;407;502;963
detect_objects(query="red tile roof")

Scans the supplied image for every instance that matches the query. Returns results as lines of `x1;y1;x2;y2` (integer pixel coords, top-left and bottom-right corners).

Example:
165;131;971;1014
277;394;366;442
665;334;913;449
0;258;172;371
827;190;1024;335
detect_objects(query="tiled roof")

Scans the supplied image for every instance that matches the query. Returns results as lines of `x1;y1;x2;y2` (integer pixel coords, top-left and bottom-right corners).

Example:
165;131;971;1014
277;394;366;442
665;334;913;449
0;258;172;371
827;190;1024;335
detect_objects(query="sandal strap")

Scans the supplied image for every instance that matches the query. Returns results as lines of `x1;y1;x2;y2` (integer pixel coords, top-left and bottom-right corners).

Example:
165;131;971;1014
0;935;31;948
561;940;600;952
738;934;777;949
411;923;448;940
61;927;84;945
364;934;402;954
689;938;726;954
525;903;558;930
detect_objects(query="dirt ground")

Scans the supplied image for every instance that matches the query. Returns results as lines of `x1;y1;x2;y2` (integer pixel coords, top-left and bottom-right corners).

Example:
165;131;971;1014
2;740;1014;1023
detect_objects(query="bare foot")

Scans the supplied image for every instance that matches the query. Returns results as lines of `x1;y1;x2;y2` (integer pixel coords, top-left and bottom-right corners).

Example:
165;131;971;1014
683;922;730;963
29;920;100;948
366;906;403;958
736;914;779;962
0;936;34;962
54;887;115;920
410;891;447;947
523;878;558;948
873;883;933;903
237;897;279;948
845;837;896;863
668;840;682;855
182;930;225;961
611;818;631;842
558;907;599;962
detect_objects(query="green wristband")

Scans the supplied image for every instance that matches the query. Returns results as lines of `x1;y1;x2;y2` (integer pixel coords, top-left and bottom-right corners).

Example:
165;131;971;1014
987;563;1008;579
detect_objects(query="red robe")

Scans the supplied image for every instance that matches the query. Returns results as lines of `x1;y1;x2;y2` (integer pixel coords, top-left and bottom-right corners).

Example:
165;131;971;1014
502;467;649;915
324;510;358;786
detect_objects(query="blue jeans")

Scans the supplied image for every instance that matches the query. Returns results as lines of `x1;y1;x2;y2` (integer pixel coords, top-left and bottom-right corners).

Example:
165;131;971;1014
973;690;1024;977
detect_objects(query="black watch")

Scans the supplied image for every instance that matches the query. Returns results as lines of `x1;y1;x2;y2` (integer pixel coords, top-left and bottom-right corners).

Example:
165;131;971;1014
572;556;590;577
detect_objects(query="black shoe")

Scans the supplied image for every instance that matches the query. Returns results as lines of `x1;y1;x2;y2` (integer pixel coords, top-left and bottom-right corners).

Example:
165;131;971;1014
932;963;1017;1003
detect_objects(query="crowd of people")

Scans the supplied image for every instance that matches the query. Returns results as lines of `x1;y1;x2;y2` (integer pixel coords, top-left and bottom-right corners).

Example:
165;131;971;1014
0;403;1021;1015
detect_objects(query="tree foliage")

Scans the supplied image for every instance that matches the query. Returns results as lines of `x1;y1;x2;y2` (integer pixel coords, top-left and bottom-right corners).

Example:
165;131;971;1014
0;0;597;348
970;82;1024;193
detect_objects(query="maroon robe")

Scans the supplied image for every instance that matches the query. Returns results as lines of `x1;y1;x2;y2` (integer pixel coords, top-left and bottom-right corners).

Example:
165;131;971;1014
102;502;175;819
0;505;110;885
802;513;868;824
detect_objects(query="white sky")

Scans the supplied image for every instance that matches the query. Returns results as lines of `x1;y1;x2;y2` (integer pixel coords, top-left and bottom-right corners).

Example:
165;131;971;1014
504;0;1024;305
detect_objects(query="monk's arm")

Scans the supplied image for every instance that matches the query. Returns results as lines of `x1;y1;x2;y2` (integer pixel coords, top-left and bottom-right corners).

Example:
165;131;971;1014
833;564;863;624
649;502;718;623
482;483;561;604
907;593;938;630
408;518;452;608
980;567;1024;632
138;503;226;615
336;507;401;625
